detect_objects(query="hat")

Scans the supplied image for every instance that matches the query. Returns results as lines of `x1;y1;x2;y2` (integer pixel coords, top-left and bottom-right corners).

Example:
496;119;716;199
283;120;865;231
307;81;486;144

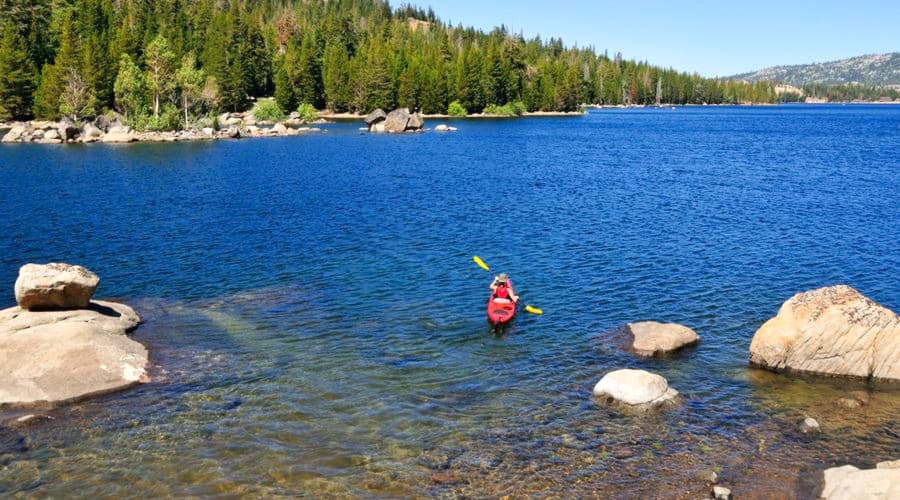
496;273;508;283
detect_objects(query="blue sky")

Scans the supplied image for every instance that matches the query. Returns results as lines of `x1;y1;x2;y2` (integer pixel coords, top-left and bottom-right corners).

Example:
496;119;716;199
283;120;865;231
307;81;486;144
402;1;900;77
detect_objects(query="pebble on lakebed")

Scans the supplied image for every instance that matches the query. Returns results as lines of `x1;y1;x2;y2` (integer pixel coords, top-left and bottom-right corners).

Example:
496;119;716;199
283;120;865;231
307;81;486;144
0;263;148;406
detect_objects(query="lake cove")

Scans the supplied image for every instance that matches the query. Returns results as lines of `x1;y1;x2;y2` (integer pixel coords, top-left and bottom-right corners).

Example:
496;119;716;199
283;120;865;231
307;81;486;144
0;105;898;497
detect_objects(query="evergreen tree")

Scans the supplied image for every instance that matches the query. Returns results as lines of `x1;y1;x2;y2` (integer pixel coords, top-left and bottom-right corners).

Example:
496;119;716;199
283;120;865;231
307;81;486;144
0;23;37;120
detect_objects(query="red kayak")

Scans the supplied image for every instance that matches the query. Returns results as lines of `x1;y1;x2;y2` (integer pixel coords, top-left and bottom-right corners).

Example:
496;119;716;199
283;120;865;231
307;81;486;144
487;280;517;325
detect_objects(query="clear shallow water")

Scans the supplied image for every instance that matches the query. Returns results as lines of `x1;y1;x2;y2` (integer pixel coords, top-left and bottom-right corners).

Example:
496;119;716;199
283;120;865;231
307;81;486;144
1;105;899;497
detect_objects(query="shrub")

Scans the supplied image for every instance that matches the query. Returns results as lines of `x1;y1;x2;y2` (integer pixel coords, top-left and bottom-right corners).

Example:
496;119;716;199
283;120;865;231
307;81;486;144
132;104;182;131
251;99;285;121
447;100;467;117
296;102;318;122
483;101;527;116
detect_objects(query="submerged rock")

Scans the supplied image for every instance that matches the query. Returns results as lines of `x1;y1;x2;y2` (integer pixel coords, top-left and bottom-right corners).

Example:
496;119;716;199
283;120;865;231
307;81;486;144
14;263;100;310
0;299;147;406
434;124;458;132
819;463;900;499
712;485;733;500
801;417;820;433
592;369;679;410
749;285;900;381
625;321;699;356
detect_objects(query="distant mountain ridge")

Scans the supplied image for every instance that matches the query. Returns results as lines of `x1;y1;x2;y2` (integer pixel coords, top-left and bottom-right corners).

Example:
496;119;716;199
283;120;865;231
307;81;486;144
730;53;900;87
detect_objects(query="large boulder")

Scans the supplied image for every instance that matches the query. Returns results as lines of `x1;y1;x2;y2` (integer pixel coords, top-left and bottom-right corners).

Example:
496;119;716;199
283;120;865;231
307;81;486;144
0;300;147;406
14;263;100;310
749;286;900;381
407;112;424;130
592;369;679;410
271;122;288;135
383;108;411;133
57;117;79;141
2;125;27;143
365;108;387;126
626;321;699;357
819;461;900;499
82;122;103;141
102;125;135;143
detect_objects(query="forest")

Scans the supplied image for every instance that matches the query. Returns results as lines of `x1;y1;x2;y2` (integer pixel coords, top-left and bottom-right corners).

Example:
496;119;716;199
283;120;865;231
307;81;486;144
779;83;899;103
0;0;778;127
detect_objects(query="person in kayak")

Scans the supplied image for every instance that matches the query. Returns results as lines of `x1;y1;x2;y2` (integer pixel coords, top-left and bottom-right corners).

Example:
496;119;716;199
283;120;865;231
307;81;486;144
490;274;519;303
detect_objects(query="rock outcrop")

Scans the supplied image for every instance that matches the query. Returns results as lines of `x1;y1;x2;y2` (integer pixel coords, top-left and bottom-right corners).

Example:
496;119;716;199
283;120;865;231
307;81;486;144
0;300;147;406
102;125;136;143
384;108;411;132
625;321;700;356
749;286;900;381
365;109;387;126
819;461;900;499
14;263;100;310
407;112;424;130
2;124;27;143
592;369;679;410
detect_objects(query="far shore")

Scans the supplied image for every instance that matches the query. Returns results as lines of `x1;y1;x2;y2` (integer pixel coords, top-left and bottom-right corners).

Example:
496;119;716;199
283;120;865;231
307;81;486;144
319;110;587;120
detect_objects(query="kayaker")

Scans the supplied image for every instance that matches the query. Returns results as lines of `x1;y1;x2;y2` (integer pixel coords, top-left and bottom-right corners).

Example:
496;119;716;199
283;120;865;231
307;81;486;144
489;274;519;303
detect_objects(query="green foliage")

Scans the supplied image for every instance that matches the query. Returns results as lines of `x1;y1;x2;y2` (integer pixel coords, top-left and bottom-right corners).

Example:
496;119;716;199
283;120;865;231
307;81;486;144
447;100;467;117
6;0;780;125
296;103;317;122
131;103;181;132
251;99;285;122
483;101;526;116
114;54;144;119
0;23;36;120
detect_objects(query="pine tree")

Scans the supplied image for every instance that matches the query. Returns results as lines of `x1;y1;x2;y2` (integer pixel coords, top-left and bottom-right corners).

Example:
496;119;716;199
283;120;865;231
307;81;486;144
0;23;37;120
322;41;349;111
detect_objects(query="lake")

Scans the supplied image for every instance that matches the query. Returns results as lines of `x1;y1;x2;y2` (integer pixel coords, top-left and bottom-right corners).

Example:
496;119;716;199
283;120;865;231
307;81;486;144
1;105;898;497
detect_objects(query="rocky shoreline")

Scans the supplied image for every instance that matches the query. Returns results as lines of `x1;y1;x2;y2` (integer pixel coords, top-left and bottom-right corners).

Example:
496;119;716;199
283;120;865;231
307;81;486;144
0;111;325;145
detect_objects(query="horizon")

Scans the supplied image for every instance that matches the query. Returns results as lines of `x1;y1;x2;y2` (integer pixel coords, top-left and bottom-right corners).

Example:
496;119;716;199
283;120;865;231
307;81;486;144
403;0;900;77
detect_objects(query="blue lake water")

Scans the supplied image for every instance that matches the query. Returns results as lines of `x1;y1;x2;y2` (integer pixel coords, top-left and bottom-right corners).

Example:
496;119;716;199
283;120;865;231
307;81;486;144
1;105;899;496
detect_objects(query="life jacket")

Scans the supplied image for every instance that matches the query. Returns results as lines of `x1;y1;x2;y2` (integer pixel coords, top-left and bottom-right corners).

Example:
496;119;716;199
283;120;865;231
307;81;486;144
495;283;509;299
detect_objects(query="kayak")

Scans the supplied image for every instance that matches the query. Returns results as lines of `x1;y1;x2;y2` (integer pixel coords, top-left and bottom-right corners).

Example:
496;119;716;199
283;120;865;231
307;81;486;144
487;279;517;325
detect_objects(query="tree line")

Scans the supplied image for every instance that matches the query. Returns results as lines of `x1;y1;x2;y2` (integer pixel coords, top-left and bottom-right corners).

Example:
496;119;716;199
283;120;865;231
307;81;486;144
0;0;778;126
779;83;899;103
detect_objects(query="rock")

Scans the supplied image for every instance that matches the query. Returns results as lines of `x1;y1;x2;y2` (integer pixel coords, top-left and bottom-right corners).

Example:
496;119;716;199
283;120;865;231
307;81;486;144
878;460;900;470
289;111;300;120
383;108;411;133
371;122;386;133
453;450;502;469
271;123;287;135
57;117;79;140
749;286;900;381
801;417;820;433
612;448;635;459
430;472;463;485
836;397;864;410
82;122;103;140
34;137;62;144
102;125;135;143
698;469;719;484
0;299;147;406
14;263;100;310
94;114;112;132
201;127;215;136
225;117;242;126
820;463;900;499
224;126;241;138
435;124;451;131
592;369;679;410
407;112;424;130
625;321;700;356
364;108;387;126
31;129;45;139
43;129;60;140
217;112;230;128
712;485;732;500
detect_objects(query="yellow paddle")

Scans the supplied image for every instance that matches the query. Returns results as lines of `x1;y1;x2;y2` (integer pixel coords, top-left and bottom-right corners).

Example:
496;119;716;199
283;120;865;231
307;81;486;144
473;256;543;315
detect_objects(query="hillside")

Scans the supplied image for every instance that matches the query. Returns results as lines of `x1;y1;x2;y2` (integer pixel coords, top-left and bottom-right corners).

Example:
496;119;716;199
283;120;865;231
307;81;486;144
731;53;900;87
